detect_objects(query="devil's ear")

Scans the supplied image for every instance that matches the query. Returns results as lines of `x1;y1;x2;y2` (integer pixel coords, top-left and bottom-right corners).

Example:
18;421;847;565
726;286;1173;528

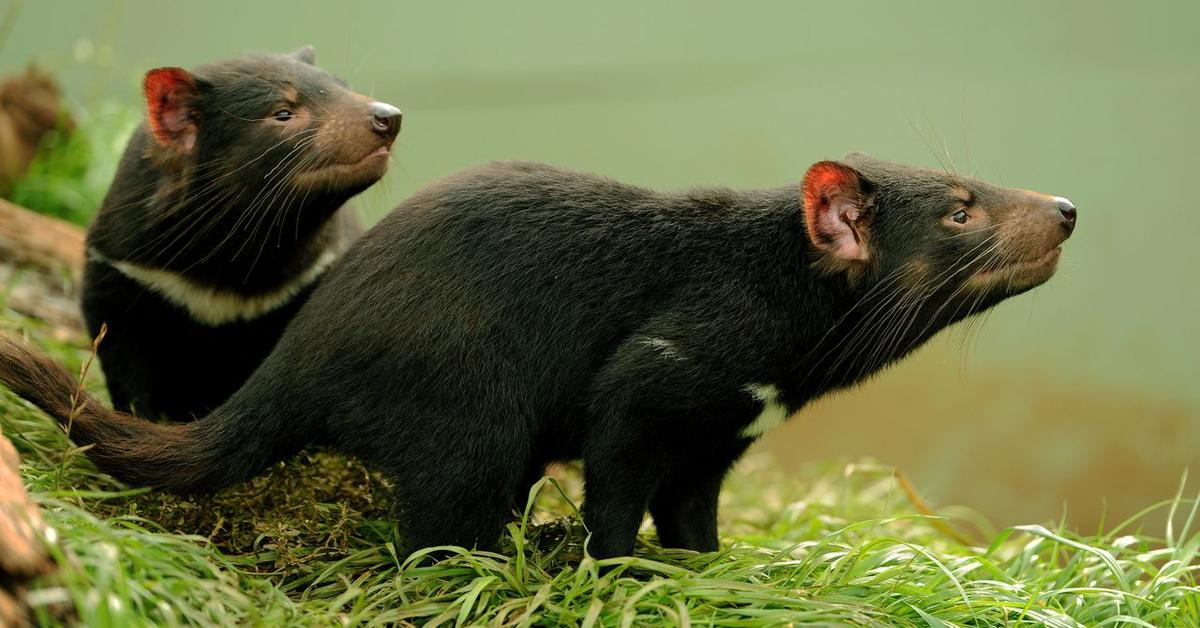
801;161;871;262
292;45;316;65
143;67;201;153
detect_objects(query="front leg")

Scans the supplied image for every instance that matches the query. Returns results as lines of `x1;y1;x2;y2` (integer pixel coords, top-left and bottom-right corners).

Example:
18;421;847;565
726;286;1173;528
649;439;750;552
581;318;769;558
581;427;668;559
92;323;164;419
581;420;752;557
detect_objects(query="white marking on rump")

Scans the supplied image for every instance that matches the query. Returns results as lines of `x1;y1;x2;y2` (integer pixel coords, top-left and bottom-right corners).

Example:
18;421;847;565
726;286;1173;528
638;336;684;361
91;248;338;327
740;383;790;438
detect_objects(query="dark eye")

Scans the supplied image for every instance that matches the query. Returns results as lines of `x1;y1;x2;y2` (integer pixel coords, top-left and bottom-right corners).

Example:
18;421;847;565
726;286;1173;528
951;210;969;224
272;109;295;122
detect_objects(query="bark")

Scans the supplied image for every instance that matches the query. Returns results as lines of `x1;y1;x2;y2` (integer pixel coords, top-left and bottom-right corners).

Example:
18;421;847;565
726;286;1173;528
0;433;53;627
0;198;85;281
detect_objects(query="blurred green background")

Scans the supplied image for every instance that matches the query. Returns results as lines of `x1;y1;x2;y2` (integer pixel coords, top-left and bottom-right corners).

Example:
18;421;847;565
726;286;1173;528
2;0;1197;530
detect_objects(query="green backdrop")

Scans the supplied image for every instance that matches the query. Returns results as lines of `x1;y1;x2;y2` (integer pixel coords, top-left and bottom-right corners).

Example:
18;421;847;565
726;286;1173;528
3;0;1197;530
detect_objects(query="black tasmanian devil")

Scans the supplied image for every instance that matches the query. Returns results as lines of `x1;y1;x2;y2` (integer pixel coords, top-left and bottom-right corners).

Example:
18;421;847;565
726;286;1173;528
82;47;401;420
0;154;1076;558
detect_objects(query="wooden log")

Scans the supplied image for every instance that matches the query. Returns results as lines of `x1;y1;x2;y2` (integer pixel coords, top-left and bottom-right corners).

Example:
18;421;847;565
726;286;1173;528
0;432;53;627
0;198;86;339
0;264;85;340
0;198;85;281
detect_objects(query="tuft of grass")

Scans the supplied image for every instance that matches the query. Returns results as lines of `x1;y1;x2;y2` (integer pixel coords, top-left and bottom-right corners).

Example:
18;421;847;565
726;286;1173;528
1;307;1198;626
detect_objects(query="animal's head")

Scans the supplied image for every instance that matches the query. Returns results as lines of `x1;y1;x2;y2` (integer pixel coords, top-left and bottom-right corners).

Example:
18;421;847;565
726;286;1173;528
141;46;400;211
801;153;1075;324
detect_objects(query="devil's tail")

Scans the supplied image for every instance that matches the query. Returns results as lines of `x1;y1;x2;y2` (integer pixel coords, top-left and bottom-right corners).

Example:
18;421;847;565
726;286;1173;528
0;334;291;493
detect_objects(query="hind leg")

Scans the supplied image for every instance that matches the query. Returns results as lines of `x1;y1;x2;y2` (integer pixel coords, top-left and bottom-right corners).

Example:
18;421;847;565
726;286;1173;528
384;432;533;555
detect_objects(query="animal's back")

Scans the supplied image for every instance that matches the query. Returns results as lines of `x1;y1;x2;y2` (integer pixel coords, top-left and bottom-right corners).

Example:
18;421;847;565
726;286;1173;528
260;162;778;459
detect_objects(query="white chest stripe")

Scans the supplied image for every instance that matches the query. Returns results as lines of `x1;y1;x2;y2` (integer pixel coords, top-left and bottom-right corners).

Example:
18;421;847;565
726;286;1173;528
91;248;338;327
740;383;791;438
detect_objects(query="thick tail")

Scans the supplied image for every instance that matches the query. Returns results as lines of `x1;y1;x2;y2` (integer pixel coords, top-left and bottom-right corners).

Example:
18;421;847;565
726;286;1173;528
0;334;292;494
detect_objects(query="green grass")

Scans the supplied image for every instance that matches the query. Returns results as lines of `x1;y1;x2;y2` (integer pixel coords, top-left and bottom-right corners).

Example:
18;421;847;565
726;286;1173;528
1;307;1197;626
6;101;137;225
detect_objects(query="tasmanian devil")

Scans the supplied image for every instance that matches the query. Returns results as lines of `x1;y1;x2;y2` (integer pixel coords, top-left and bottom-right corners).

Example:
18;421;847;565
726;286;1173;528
82;47;401;420
0;154;1075;558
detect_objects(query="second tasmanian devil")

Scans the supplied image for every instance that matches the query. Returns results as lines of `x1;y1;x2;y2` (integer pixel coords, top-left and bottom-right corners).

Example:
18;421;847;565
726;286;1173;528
83;47;401;420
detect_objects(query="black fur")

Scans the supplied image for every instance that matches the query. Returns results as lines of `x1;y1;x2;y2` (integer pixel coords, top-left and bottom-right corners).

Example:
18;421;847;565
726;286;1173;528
0;154;1075;558
84;48;400;420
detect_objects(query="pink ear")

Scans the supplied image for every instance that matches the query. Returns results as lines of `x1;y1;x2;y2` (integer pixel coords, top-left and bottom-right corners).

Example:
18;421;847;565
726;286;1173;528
143;67;200;152
801;161;869;261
